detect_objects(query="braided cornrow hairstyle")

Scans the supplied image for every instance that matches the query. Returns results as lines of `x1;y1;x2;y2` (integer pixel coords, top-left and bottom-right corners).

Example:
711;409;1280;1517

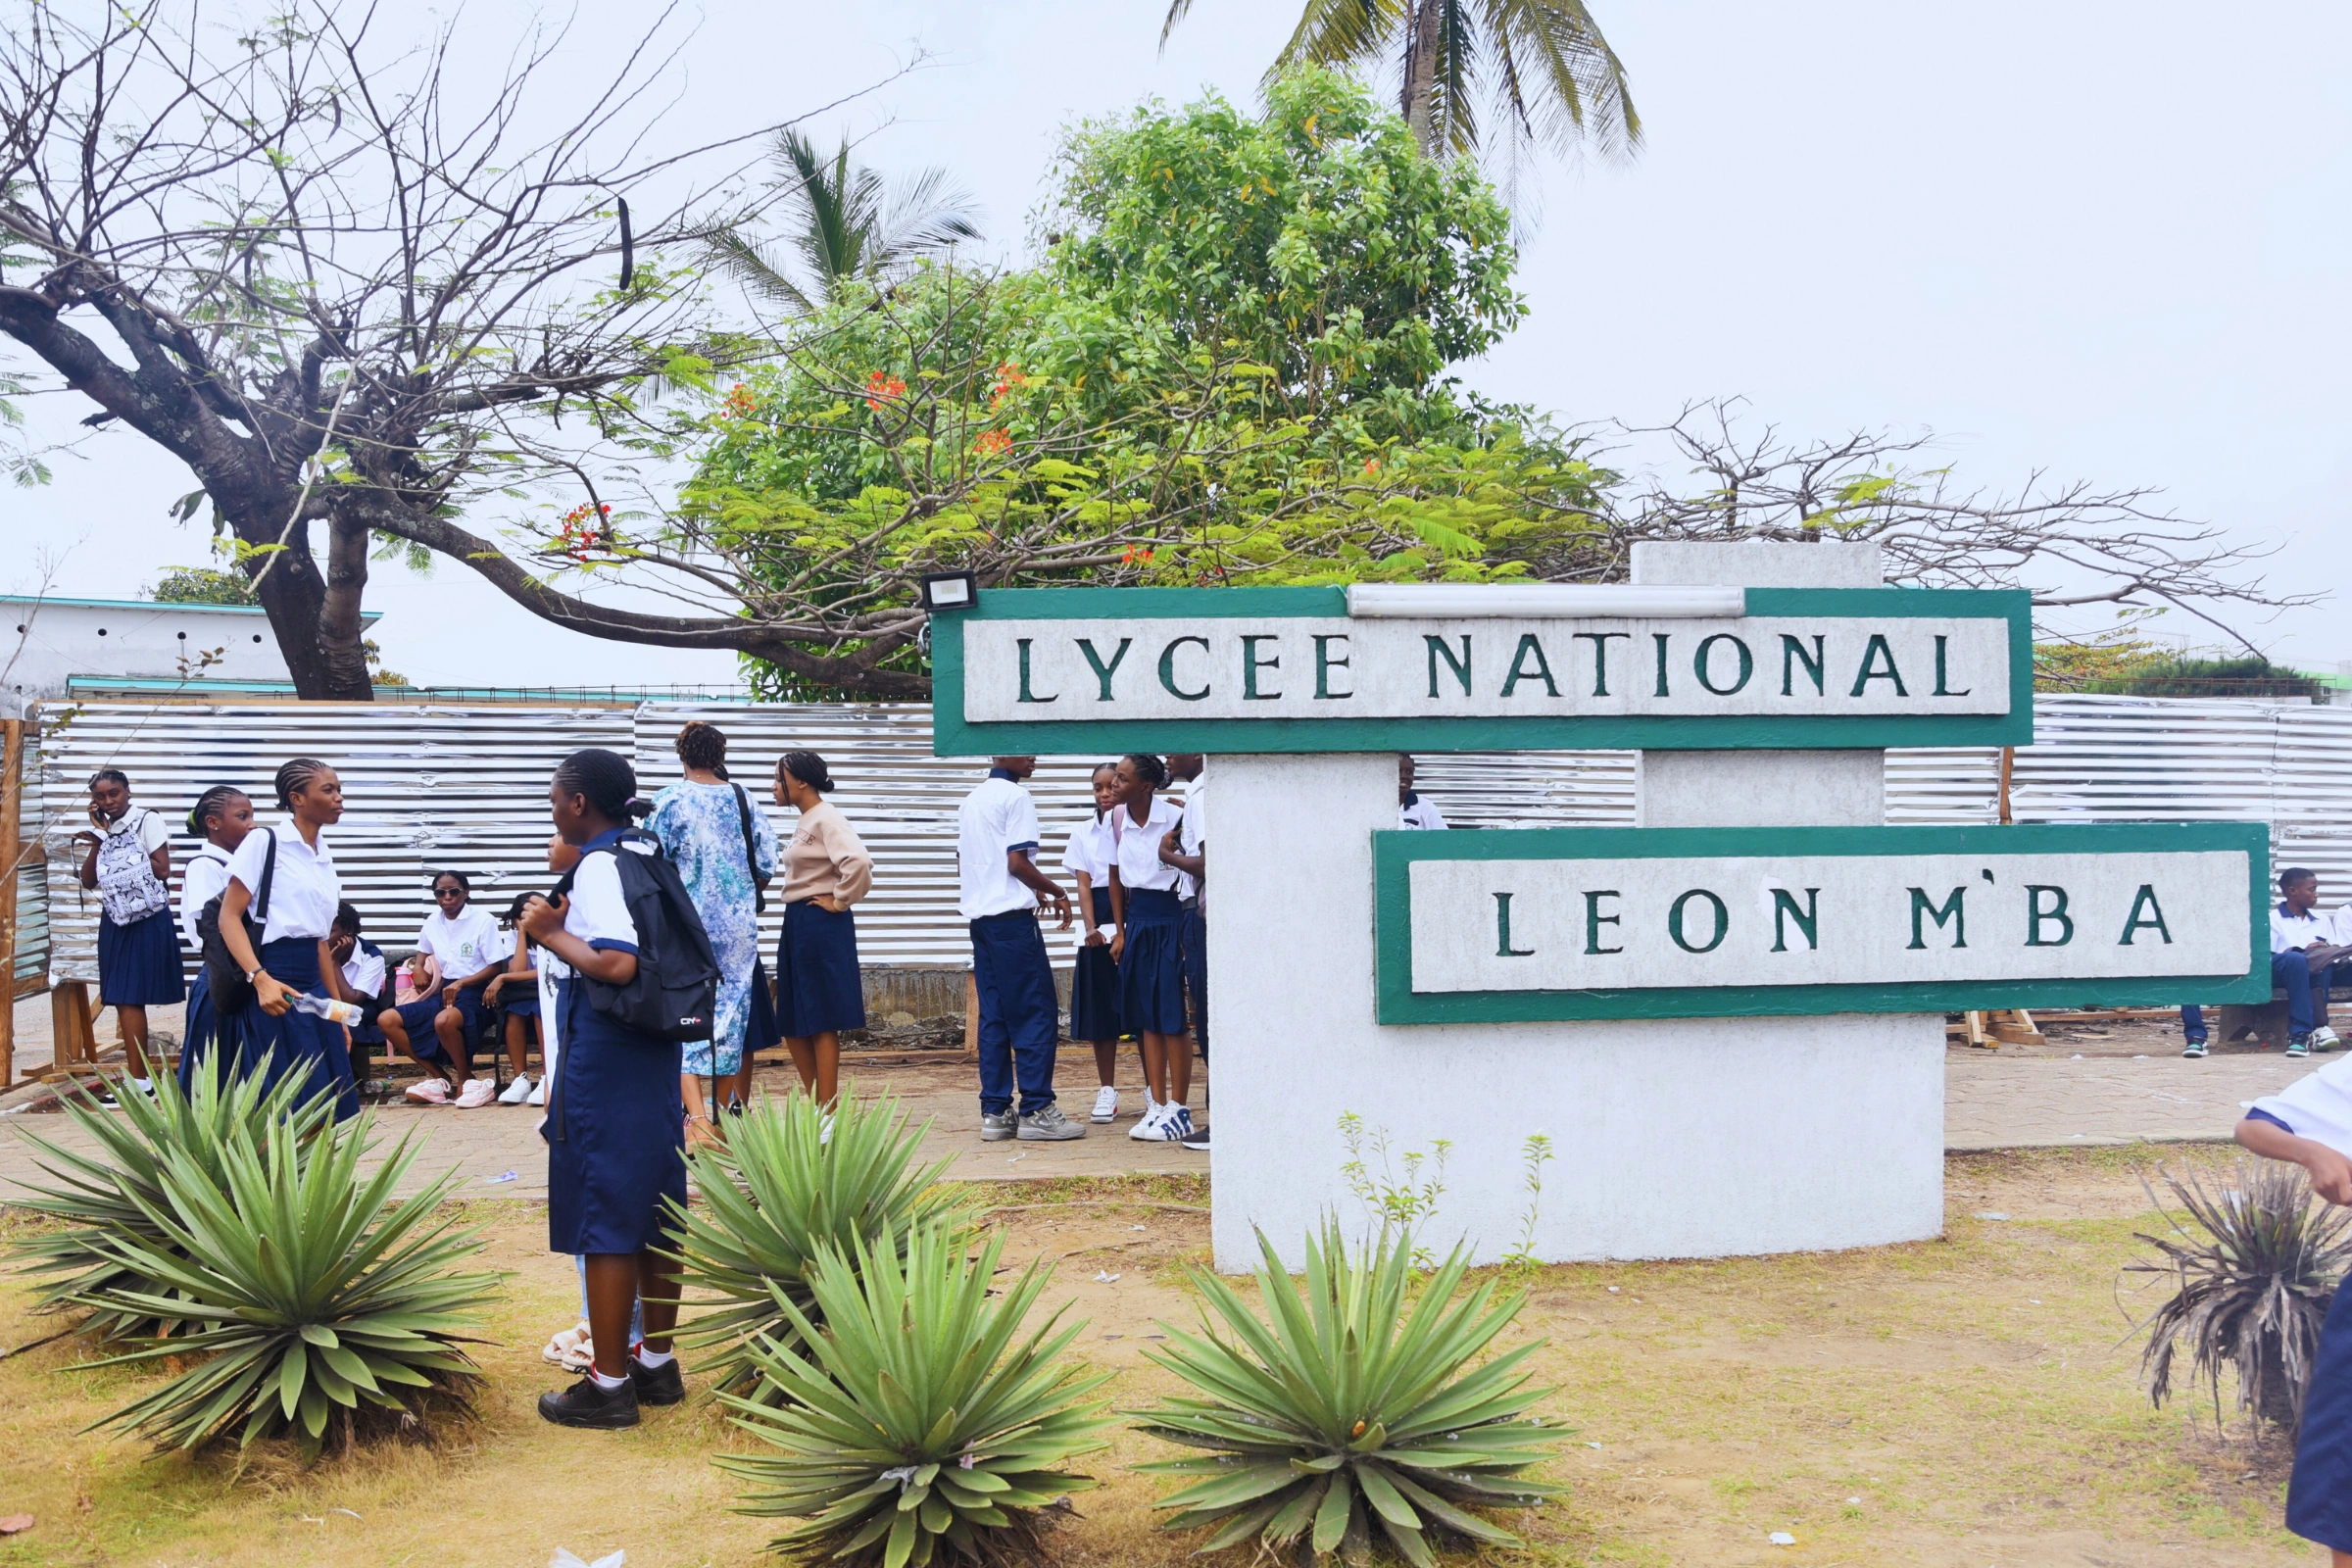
1121;753;1169;790
274;757;331;809
553;748;652;822
185;784;249;837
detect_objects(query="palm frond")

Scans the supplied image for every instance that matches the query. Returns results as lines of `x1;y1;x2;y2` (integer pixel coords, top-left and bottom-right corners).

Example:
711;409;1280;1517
1477;0;1641;160
693;225;819;316
1272;0;1411;80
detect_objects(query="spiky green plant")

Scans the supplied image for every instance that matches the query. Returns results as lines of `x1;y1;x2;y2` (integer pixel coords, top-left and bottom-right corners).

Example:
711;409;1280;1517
66;1110;498;1463
2127;1158;2352;1431
713;1225;1114;1568
1131;1220;1567;1566
8;1058;339;1342
667;1088;974;1401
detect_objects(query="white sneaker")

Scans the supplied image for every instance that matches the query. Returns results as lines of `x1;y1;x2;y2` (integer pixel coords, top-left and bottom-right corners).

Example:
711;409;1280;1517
1128;1101;1167;1140
1091;1085;1119;1123
498;1074;535;1105
526;1078;545;1106
2313;1026;2343;1054
454;1077;496;1109
405;1079;450;1105
1147;1105;1190;1142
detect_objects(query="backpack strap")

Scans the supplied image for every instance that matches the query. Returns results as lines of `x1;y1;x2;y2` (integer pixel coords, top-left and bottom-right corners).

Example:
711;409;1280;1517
731;784;770;911
254;828;278;921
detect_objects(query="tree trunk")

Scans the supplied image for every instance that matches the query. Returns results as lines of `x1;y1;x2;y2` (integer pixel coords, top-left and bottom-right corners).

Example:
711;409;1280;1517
318;514;375;698
1402;0;1445;156
227;501;373;702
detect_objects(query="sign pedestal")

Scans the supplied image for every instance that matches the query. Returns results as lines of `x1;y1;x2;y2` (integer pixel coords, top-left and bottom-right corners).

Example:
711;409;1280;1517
1210;542;1946;1271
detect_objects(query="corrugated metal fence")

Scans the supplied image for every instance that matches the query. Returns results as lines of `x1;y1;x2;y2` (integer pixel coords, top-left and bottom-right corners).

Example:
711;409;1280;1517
24;693;2349;982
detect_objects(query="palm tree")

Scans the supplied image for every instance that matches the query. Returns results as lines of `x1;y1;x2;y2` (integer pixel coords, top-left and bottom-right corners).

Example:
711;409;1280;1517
701;129;983;315
1161;0;1640;166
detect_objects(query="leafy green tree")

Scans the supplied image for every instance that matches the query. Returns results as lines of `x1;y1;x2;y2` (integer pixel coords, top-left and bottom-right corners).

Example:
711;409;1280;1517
1160;0;1639;166
148;568;259;606
698;129;982;316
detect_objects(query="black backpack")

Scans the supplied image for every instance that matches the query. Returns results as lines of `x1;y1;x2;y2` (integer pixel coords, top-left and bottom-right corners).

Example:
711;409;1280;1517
552;830;719;1043
195;833;275;1015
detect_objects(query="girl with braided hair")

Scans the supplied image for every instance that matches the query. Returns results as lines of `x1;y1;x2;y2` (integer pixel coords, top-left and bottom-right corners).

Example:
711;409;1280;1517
214;759;362;1121
74;767;180;1100
172;785;255;1093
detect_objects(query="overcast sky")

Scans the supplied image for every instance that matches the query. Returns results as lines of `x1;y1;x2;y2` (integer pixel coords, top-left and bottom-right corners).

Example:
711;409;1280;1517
8;0;2346;689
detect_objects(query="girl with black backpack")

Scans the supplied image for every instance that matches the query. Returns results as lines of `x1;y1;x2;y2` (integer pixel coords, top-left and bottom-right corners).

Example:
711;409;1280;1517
519;748;691;1430
173;784;256;1093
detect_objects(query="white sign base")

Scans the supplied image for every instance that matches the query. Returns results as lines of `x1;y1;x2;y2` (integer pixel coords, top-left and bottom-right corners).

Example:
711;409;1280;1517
1206;541;1944;1271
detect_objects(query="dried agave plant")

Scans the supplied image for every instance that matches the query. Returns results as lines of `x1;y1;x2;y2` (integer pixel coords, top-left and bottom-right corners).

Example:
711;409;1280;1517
2124;1157;2352;1432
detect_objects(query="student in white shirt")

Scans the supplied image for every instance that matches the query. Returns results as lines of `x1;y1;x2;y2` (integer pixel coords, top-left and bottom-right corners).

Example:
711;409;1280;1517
1062;762;1130;1124
957;757;1081;1143
1108;753;1194;1143
1397;755;1447;831
75;768;180;1099
328;901;389;1087
2235;1062;2352;1554
2261;868;2343;1060
172;784;256;1094
378;869;511;1107
214;758;362;1122
1160;753;1209;1152
518;747;685;1430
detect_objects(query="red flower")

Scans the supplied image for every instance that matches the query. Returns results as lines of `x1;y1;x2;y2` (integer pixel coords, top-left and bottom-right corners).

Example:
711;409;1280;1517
864;371;907;411
975;429;1013;458
720;385;758;418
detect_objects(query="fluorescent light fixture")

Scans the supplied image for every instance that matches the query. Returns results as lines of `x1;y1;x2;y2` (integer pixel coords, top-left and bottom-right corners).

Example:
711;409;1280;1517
1345;583;1747;618
917;571;979;612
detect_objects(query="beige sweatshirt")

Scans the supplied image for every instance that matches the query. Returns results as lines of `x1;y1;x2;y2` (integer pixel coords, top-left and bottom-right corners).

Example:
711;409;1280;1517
778;800;874;906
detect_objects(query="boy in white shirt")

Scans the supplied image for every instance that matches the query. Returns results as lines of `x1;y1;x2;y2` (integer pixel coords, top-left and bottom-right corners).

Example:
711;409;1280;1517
1397;755;1446;831
957;758;1081;1143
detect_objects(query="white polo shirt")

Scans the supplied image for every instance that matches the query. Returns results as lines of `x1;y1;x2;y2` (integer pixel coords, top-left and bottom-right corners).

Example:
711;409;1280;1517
565;838;650;954
1398;794;1447;831
1059;810;1114;884
416;906;513;980
224;821;341;945
2274;901;2329;956
2251;1055;2352;1157
1112;796;1187;894
957;771;1043;920
179;845;233;951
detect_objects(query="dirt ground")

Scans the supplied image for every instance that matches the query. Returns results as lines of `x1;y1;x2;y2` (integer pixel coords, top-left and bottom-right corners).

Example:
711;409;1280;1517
0;1147;2329;1568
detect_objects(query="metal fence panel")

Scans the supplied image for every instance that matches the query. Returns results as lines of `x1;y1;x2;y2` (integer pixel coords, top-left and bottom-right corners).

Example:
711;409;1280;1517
15;730;43;987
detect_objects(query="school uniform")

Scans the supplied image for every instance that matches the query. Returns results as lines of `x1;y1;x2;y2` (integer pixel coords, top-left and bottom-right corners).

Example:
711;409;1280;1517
224;822;359;1122
93;806;185;1008
395;906;513;1060
2244;1062;2352;1552
498;938;542;1023
1112;796;1189;1036
1178;778;1209;1059
958;769;1059;1116
773;799;873;1038
172;843;235;1092
1398;792;1447;831
1061;810;1123;1044
544;830;686;1256
2267;902;2334;1039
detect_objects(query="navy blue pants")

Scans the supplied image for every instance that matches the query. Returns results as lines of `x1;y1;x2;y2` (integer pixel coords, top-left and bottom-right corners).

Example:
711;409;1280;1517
2183;953;2333;1041
1181;904;1208;1061
970;909;1058;1115
2290;1274;2352;1551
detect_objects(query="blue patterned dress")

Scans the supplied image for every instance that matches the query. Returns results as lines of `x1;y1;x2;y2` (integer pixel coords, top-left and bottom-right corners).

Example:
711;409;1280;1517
646;780;778;1077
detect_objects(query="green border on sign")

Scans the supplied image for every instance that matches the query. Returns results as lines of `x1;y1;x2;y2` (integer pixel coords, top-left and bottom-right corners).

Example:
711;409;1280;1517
1372;821;2271;1023
929;585;2034;756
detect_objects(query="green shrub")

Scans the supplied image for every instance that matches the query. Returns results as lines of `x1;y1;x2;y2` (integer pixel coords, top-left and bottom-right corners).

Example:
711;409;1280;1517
667;1088;973;1401
8;1058;338;1343
1132;1220;1567;1565
713;1224;1114;1567
68;1109;498;1462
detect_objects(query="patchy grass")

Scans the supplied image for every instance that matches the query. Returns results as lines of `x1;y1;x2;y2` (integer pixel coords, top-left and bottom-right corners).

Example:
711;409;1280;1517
0;1150;2323;1567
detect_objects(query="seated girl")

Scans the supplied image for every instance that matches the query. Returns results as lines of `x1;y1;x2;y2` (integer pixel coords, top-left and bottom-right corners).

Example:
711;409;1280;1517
376;869;510;1107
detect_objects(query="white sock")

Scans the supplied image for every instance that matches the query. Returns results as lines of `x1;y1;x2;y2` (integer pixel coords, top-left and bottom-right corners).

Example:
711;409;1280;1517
633;1347;674;1369
587;1367;627;1391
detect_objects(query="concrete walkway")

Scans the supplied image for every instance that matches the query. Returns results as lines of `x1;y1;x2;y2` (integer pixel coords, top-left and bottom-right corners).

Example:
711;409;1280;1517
0;1022;2313;1205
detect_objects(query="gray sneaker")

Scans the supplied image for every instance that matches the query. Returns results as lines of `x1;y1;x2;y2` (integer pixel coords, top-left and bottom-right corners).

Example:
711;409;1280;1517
1017;1102;1086;1141
980;1110;1017;1142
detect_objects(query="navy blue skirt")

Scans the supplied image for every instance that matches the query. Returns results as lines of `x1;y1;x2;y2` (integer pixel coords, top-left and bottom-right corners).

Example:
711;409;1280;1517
393;986;488;1061
172;966;238;1094
1069;887;1123;1042
1116;887;1189;1036
545;976;686;1255
233;937;359;1123
774;900;865;1038
97;907;186;1006
2289;1275;2352;1551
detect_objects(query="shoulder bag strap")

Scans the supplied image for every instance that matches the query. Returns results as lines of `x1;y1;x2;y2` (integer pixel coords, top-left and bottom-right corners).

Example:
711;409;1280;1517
732;784;770;910
254;828;278;921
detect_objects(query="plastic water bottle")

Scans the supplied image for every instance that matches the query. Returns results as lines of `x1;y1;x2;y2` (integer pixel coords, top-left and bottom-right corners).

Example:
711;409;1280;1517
291;994;365;1027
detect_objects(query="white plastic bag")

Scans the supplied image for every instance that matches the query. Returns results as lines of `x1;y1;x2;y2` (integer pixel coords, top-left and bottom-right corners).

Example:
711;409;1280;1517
551;1551;625;1568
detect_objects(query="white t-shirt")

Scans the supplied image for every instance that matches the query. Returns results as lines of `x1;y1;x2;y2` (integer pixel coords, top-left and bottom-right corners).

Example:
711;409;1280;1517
1398;795;1448;831
416;906;513;981
179;845;233;951
956;773;1043;920
1179;778;1206;908
1112;797;1187;894
1059;811;1114;883
564;840;648;954
2251;1055;2352;1158
225;822;340;946
2274;902;2329;956
342;941;387;1000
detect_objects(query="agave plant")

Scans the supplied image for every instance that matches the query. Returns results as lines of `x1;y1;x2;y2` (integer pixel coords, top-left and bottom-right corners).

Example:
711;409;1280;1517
8;1057;339;1343
713;1225;1114;1568
667;1088;973;1401
1132;1220;1567;1566
66;1110;498;1462
2127;1158;2352;1432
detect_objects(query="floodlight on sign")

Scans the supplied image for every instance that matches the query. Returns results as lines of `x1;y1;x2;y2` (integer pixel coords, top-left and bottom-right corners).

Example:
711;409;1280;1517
917;571;980;613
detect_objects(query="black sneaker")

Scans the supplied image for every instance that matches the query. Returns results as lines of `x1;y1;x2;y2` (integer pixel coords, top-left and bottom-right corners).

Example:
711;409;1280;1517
629;1352;686;1406
1180;1123;1210;1151
537;1372;640;1429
